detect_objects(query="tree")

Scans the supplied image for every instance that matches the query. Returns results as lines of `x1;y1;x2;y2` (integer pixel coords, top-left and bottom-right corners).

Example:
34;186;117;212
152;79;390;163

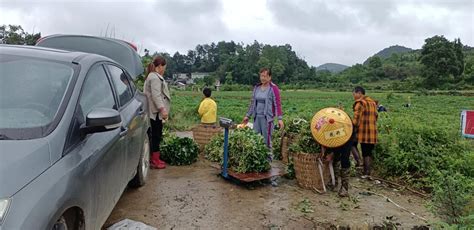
453;38;464;77
367;56;383;69
383;65;399;80
316;70;332;82
173;52;191;73
419;35;460;88
272;59;285;82
464;56;474;84
0;25;40;45
224;72;233;84
257;56;271;69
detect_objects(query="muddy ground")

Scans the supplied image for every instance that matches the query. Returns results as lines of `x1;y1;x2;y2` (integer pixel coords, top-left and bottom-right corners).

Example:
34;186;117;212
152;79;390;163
104;132;436;229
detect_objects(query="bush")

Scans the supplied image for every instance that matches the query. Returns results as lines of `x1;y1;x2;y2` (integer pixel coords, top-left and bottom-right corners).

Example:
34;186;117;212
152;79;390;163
375;121;472;189
161;135;199;166
430;170;474;225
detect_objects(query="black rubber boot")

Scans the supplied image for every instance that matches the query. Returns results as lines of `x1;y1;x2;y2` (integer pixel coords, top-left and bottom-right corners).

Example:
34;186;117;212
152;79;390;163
338;168;350;197
363;156;372;178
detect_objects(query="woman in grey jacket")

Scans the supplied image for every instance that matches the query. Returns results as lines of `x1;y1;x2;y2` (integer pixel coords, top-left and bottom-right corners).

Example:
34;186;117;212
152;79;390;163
144;56;171;169
243;68;284;150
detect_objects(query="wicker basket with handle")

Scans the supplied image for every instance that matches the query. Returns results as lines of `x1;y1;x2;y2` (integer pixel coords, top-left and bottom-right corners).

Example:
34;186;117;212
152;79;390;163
293;152;331;192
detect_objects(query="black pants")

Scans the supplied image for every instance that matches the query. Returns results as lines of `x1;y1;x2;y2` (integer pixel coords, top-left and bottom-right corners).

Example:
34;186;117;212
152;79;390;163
150;118;163;153
361;143;375;157
331;140;351;169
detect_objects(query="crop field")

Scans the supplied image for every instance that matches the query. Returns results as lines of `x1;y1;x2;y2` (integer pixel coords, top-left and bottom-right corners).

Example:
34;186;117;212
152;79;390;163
169;90;472;134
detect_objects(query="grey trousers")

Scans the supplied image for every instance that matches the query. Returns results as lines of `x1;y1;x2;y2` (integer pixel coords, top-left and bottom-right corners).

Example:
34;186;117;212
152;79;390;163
253;115;273;149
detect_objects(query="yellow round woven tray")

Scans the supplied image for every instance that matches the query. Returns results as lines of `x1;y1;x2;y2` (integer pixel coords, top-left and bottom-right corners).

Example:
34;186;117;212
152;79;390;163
310;107;353;148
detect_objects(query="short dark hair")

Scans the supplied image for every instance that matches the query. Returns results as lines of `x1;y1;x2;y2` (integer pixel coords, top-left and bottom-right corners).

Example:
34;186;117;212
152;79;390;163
259;67;272;76
203;88;212;97
353;86;365;95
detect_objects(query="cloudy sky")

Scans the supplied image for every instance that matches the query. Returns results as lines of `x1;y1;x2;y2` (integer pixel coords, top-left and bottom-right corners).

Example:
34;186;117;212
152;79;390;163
1;0;473;66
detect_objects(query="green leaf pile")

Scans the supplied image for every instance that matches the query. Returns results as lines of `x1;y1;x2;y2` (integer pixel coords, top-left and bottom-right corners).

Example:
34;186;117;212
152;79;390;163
161;134;199;166
271;128;282;160
285;117;309;139
288;124;321;154
204;128;271;173
204;133;224;162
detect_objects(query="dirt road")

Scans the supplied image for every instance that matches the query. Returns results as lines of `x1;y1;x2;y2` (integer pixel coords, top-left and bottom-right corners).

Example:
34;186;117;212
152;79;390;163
104;158;435;229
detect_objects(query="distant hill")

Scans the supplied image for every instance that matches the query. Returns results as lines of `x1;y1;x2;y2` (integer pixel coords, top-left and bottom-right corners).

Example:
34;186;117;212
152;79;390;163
364;45;414;64
374;45;414;58
316;63;349;73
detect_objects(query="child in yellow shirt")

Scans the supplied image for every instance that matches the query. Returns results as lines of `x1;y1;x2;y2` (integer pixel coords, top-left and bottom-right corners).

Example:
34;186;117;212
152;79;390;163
198;88;217;124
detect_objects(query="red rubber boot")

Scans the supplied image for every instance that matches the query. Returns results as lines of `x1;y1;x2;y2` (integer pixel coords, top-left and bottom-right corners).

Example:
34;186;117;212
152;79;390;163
151;152;165;169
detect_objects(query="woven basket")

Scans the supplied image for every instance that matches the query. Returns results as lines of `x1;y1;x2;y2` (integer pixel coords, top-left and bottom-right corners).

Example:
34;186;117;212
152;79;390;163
192;124;222;151
282;135;297;164
293;152;331;192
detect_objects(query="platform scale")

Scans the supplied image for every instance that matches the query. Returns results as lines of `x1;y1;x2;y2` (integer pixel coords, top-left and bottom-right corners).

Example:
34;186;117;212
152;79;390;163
217;117;285;183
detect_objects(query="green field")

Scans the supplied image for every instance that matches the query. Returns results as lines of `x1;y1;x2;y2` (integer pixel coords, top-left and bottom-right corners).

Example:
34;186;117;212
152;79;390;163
170;90;472;133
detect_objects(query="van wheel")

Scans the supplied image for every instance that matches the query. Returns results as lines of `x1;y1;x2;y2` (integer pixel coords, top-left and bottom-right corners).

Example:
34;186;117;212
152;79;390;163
129;137;150;187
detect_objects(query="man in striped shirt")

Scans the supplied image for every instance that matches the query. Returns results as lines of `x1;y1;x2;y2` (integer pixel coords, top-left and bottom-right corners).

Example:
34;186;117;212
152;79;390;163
352;86;378;178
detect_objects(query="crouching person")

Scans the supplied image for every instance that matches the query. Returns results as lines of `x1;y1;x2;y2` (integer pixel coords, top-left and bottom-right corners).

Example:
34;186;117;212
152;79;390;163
321;136;353;197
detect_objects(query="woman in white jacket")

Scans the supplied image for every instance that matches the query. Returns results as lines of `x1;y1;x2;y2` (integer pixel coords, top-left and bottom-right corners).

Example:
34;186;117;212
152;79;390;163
144;56;171;169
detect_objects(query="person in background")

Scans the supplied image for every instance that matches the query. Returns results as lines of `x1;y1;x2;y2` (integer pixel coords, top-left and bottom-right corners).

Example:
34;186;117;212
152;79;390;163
198;87;217;124
377;104;388;112
144;56;171;169
375;100;387;112
352;86;378;178
242;68;284;150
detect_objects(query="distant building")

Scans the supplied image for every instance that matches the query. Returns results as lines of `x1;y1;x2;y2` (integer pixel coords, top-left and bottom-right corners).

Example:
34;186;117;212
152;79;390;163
191;72;210;79
172;72;212;85
173;73;189;80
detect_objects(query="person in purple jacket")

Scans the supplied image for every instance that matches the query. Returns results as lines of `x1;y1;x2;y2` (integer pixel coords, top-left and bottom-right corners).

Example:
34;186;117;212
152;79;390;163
242;68;284;150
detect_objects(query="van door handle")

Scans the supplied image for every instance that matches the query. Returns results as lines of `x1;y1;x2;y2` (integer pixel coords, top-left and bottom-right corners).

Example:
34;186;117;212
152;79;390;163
120;127;128;137
138;108;145;115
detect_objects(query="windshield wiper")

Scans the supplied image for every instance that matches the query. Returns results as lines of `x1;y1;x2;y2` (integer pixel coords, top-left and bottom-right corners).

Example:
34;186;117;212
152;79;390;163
0;134;12;140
